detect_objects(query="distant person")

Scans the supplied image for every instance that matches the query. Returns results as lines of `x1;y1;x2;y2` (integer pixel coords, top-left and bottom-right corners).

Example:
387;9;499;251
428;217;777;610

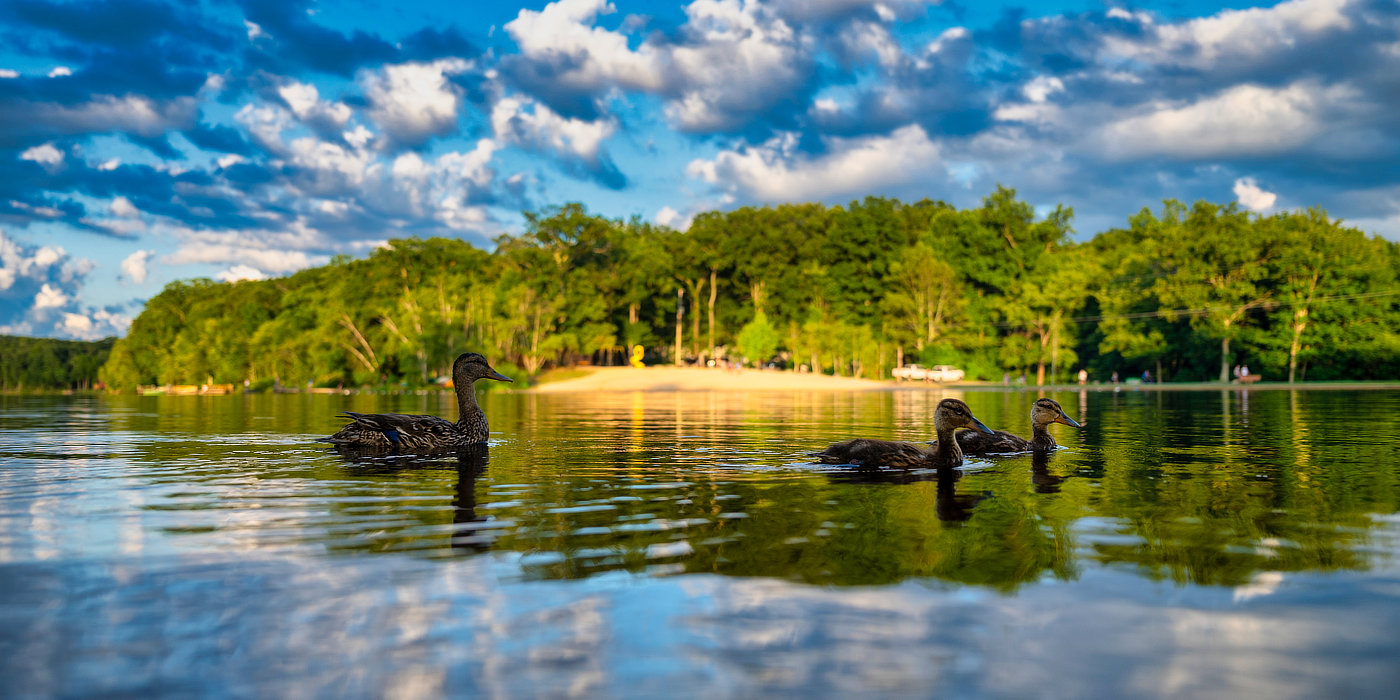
1142;370;1153;383
1017;372;1028;386
1003;372;1010;386
1077;369;1088;385
1241;365;1250;378
1233;364;1241;380
1111;371;1119;384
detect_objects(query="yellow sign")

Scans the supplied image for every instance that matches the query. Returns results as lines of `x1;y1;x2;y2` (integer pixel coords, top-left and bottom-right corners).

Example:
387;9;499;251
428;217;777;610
630;344;645;368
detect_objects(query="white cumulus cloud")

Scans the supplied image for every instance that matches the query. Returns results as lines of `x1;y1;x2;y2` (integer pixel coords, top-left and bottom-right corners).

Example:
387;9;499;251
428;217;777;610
361;59;471;147
217;265;268;282
1233;178;1277;212
1098;82;1341;160
120;250;155;285
491;96;615;166
110;196;140;218
277;80;353;130
34;283;69;309
20;143;64;167
505;0;666;93
687;124;940;202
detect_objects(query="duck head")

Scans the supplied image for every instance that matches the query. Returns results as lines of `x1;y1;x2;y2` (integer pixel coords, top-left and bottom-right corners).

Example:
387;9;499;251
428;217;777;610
453;353;513;384
1031;398;1081;429
934;398;995;435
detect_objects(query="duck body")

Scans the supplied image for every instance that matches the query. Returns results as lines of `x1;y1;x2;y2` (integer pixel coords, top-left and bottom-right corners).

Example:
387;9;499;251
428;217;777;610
815;438;933;469
319;353;511;449
815;398;995;469
955;398;1081;455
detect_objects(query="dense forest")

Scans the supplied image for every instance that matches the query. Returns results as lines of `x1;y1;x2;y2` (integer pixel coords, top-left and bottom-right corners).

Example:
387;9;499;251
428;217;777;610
0;335;115;391
80;187;1400;390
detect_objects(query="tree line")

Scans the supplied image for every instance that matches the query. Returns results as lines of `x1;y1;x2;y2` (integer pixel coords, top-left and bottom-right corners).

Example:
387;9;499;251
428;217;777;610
0;335;115;391
35;186;1398;390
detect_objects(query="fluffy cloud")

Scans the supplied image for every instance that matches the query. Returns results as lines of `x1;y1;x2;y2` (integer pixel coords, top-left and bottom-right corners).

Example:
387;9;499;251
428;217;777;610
2;95;198;148
216;264;268;282
1234;178;1278;212
56;309;131;340
20;143;65;167
655;206;683;229
33;283;69;309
386;139;502;231
504;0;666;97
0;229;110;339
1106;0;1355;69
504;0;816;133
491;97;623;188
768;0;939;23
120;249;155;284
361;59;471;148
1097;82;1342;160
688;124;940;202
277;80;353;136
161;226;331;273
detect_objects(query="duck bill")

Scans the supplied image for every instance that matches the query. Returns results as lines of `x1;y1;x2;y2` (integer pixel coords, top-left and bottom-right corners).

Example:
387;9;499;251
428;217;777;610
970;417;995;435
1057;415;1082;428
487;369;513;382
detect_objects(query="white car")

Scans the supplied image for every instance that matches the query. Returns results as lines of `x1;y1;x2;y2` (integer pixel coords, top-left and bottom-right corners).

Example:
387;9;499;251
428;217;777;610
891;364;929;381
927;365;965;382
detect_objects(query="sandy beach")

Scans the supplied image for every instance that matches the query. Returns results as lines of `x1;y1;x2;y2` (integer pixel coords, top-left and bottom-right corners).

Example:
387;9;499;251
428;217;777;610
527;366;890;393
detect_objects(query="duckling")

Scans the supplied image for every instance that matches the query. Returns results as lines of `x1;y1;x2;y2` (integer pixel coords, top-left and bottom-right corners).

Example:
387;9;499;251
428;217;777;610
955;397;1081;455
318;352;511;449
815;398;995;468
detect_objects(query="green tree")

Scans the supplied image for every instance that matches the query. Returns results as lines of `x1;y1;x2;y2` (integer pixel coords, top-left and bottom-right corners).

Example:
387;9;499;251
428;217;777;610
736;311;780;367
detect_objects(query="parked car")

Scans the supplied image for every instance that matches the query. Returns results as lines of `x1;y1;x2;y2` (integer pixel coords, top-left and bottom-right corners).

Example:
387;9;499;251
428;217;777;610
891;364;929;381
927;365;965;382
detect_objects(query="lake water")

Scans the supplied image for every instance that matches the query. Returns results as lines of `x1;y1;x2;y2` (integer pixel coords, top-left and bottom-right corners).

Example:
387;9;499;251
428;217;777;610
2;388;1398;698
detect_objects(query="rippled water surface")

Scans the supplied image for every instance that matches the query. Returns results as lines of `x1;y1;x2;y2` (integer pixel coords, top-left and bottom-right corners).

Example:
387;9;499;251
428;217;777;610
2;388;1399;698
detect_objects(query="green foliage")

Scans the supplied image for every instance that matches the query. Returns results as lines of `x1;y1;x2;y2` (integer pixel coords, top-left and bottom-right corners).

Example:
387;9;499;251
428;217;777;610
84;189;1400;389
736;311;781;366
1;335;114;391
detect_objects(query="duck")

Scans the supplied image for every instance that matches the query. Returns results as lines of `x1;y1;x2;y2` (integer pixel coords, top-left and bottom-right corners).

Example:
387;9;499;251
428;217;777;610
955;397;1080;455
318;352;511;449
814;398;995;469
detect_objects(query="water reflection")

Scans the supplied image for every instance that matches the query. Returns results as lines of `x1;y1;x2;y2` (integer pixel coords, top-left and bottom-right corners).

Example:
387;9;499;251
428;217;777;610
3;391;1400;697
2;390;1398;590
329;444;493;554
825;466;987;523
1031;451;1066;493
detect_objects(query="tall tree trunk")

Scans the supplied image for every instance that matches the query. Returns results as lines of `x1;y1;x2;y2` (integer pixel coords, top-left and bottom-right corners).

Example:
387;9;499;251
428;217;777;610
674;288;684;366
688;279;705;361
1219;336;1231;383
1288;307;1308;384
708;268;718;361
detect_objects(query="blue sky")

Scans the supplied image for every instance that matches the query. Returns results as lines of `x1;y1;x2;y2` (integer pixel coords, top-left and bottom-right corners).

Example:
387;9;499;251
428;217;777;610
2;0;1398;339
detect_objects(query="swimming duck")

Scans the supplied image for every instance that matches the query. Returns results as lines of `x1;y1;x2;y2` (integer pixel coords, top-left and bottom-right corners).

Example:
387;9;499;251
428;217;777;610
319;353;511;449
815;398;994;468
955;398;1080;455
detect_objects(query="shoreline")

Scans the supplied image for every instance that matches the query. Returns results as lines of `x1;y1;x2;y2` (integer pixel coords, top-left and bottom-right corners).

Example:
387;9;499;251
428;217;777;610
12;372;1400;397
523;366;1400;394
